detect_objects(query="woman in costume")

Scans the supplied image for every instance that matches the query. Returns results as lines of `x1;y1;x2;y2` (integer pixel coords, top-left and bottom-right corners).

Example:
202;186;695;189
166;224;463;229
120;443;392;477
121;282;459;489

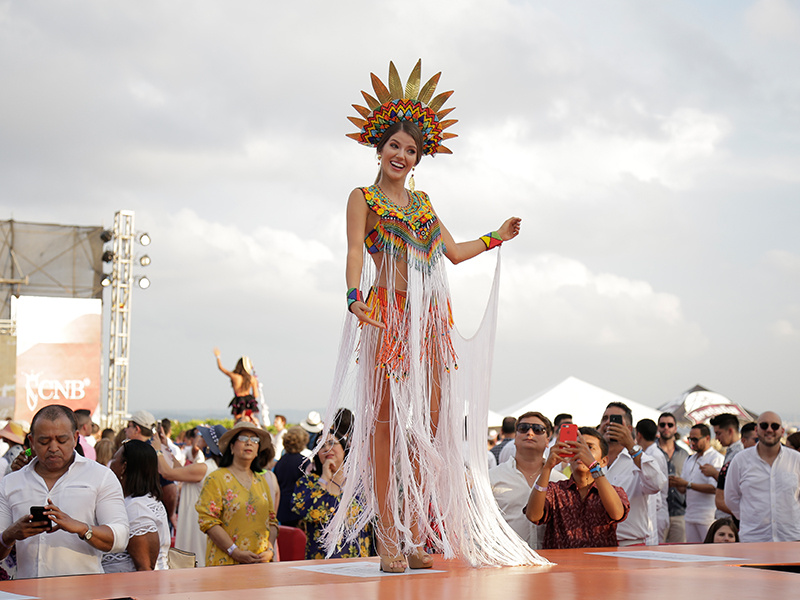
321;60;549;571
213;348;260;423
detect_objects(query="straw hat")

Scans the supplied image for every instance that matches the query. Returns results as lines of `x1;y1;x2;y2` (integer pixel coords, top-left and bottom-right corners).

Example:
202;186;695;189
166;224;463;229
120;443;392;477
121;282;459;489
0;421;27;445
217;421;271;454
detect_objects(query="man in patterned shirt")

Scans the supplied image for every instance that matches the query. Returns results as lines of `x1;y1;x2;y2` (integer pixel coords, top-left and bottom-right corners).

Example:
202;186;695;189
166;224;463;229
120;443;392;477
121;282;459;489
527;427;630;549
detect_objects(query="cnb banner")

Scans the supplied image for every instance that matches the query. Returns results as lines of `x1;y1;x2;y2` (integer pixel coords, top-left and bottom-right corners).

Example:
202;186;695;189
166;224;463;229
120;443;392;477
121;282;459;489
13;296;102;423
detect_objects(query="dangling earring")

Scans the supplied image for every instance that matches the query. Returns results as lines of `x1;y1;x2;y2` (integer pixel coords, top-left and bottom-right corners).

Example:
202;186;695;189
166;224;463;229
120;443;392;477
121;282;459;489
408;167;416;192
377;155;381;166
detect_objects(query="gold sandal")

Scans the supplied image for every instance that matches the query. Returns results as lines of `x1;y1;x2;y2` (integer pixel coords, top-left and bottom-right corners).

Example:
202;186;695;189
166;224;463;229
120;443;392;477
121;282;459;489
379;554;407;573
407;550;433;569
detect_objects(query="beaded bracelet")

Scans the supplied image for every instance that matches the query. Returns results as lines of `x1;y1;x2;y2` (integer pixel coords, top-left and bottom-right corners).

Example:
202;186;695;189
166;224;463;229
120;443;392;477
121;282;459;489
587;460;599;471
480;231;503;250
347;287;363;312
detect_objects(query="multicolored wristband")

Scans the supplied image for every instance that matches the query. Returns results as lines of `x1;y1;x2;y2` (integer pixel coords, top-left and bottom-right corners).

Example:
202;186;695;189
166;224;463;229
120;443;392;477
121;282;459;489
480;231;503;250
347;287;363;311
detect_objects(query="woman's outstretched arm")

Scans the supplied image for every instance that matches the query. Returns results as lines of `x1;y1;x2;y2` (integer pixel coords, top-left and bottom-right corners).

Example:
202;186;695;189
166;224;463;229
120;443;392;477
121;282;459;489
436;212;522;265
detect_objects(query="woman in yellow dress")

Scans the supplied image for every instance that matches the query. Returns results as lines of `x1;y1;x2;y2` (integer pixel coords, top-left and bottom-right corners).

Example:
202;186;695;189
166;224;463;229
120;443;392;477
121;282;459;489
196;422;278;566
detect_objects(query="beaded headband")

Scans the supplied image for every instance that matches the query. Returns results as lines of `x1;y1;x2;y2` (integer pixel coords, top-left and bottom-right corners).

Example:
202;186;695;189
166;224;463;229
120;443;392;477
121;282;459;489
346;60;458;156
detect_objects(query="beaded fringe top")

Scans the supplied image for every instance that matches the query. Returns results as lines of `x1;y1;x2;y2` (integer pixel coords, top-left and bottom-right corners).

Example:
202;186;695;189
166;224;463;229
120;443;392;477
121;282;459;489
362;185;446;272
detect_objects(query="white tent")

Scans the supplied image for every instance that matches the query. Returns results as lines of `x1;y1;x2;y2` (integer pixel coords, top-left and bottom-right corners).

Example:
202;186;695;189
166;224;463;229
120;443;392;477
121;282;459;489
496;376;662;428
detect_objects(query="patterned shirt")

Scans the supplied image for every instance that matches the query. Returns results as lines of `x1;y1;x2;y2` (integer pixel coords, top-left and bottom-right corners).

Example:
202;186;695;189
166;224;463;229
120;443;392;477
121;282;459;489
534;478;630;549
292;474;373;560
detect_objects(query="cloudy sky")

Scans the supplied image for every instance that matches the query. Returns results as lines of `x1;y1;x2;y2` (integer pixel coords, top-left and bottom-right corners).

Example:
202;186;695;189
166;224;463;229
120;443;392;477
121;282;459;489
2;0;799;424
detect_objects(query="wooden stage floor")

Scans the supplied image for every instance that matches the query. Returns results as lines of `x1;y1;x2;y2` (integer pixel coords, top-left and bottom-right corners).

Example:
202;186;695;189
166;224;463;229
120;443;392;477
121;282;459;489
1;542;798;600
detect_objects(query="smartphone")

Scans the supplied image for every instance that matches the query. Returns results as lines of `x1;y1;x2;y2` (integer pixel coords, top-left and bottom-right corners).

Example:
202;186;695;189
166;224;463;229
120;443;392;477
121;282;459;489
609;414;623;441
29;506;52;531
558;423;579;457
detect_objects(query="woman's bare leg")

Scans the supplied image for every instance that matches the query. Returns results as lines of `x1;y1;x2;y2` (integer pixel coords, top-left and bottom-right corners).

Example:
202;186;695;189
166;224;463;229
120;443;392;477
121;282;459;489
373;377;406;571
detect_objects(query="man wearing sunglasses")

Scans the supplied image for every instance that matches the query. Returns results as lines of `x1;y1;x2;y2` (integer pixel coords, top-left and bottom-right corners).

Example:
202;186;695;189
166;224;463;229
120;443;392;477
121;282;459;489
490;412;567;549
669;424;723;543
725;411;800;542
656;412;689;543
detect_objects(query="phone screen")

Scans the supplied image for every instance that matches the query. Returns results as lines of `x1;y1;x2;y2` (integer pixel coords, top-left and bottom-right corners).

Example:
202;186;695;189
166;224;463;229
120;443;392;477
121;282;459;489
29;506;52;530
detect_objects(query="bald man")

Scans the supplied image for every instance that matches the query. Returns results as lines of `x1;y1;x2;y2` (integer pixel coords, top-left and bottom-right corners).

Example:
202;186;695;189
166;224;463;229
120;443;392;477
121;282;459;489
725;411;800;542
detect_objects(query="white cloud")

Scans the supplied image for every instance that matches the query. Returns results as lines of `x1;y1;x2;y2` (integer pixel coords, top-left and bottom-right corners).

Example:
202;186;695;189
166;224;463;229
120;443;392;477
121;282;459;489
745;0;800;41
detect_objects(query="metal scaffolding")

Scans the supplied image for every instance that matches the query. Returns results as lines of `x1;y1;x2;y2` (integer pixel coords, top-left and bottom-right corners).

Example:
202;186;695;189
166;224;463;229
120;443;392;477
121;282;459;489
106;211;135;430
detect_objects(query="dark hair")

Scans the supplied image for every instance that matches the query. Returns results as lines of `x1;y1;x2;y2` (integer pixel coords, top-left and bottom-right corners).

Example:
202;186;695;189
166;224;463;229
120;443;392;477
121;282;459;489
691;423;711;438
312;409;353;474
606;402;633;426
579;426;608;458
518;411;553;438
101;428;116;440
132;423;153;438
233;358;252;392
636;419;658;442
710;413;739;432
161;418;172;434
704;517;739;543
219;436;274;473
375;121;424;165
740;422;757;436
275;414;287;424
553;414;573;428
501;416;517;435
74;409;92;428
120;440;162;501
786;431;800;451
658;412;676;423
31;405;78;436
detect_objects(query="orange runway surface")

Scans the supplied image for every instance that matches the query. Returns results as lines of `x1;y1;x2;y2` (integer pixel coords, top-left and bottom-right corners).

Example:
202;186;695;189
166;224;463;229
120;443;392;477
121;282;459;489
0;542;798;600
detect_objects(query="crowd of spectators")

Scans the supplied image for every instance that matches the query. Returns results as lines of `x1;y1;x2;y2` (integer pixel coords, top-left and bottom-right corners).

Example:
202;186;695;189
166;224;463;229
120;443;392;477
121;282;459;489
490;404;800;550
0;401;797;580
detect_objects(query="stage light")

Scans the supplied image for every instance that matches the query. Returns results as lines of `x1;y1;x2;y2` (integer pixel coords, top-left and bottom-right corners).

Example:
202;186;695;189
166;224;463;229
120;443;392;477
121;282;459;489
100;230;113;243
102;250;115;263
139;255;151;267
101;275;112;287
138;233;151;246
137;276;151;289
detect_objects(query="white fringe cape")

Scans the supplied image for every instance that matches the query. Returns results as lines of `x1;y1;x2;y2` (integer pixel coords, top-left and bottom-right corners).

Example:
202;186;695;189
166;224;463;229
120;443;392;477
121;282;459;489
318;245;551;567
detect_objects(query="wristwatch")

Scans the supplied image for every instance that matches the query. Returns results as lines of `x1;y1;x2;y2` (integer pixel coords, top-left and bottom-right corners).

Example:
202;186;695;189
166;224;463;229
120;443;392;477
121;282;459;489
686;482;693;491
80;525;93;541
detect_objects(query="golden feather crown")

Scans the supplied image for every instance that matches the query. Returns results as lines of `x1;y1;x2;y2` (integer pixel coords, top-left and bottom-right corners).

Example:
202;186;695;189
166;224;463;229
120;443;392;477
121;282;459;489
346;59;457;156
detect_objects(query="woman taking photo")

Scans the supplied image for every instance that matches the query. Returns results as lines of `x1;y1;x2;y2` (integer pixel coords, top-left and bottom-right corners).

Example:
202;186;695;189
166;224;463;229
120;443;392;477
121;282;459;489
196;422;278;566
152;424;225;567
103;440;170;572
321;60;547;571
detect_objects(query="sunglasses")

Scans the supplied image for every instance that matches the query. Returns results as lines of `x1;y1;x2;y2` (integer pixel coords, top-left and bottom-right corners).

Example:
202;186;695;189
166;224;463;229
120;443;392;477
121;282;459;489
687;436;701;443
759;422;781;431
236;435;260;445
516;423;547;435
658;422;675;428
320;439;342;451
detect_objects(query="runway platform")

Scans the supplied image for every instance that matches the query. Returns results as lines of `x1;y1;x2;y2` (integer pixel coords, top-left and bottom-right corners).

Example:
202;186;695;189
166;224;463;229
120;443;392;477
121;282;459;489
0;542;797;600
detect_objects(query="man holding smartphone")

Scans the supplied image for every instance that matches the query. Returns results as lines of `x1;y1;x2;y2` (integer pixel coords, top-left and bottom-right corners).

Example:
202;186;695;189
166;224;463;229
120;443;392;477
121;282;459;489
599;402;667;546
0;405;129;579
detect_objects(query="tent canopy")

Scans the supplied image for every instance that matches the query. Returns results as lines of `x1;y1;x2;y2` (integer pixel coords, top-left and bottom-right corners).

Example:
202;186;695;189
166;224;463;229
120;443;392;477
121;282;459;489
657;384;758;427
495;376;661;429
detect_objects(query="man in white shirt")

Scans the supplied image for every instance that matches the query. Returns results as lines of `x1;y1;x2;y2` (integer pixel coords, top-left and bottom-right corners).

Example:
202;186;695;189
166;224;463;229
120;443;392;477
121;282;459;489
635;419;669;545
0;405;129;578
670;423;724;543
600;402;667;546
725;411;800;542
489;412;566;549
706;413;744;518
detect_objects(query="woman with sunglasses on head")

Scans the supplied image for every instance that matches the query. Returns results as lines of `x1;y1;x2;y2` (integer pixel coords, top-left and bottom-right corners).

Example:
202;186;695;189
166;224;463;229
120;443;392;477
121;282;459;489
320;60;547;571
292;413;373;560
103;440;170;572
152;424;226;567
196;422;278;566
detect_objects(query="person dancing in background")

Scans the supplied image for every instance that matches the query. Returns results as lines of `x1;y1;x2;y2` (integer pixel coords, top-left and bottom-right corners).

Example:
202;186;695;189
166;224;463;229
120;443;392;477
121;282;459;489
320;60;548;571
213;348;261;425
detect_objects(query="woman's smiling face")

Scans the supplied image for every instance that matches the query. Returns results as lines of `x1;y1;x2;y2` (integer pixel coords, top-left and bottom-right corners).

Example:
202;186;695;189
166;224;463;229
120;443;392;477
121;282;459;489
379;131;418;184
